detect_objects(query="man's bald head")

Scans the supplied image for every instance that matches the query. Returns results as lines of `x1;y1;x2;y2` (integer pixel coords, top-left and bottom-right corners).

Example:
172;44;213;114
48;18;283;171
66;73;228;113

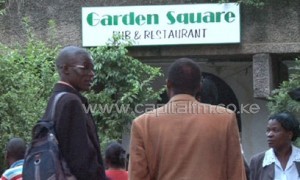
54;46;95;91
55;46;91;71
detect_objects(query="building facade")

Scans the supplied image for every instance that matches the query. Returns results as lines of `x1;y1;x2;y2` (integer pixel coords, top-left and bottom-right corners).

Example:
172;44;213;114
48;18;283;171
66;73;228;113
1;0;299;161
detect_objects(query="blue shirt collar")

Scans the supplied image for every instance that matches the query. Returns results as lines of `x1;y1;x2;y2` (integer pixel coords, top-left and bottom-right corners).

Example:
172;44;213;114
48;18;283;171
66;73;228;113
10;159;24;168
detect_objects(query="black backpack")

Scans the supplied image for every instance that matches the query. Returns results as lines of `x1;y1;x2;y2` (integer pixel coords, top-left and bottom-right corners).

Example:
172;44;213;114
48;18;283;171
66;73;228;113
23;92;76;180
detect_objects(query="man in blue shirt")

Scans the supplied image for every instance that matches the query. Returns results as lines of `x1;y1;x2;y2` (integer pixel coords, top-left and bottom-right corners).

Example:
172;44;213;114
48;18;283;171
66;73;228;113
1;138;26;180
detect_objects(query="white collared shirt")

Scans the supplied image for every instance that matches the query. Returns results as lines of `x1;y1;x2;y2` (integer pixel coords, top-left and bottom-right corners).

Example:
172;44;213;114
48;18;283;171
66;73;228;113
263;145;300;180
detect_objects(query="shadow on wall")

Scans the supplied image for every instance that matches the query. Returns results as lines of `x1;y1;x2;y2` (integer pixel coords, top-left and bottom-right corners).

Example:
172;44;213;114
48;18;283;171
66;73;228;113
158;72;242;132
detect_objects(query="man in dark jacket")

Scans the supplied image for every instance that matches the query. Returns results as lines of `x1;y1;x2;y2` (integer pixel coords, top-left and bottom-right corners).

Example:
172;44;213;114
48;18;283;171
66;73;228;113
43;46;106;180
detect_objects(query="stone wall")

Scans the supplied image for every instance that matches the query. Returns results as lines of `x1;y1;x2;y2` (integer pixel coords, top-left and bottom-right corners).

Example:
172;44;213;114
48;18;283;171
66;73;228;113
0;0;299;58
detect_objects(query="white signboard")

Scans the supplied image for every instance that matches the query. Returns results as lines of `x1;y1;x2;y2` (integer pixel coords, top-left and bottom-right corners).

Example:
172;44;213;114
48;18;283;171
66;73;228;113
82;3;240;46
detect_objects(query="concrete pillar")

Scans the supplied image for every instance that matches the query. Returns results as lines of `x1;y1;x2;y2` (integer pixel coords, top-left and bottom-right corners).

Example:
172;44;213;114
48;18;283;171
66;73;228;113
252;54;274;98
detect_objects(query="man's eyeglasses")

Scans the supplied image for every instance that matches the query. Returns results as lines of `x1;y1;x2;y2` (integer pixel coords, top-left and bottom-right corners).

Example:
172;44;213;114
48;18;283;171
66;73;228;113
69;65;94;73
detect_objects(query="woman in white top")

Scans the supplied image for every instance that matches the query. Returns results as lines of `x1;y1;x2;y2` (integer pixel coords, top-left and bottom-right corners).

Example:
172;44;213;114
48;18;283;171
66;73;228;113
250;111;300;180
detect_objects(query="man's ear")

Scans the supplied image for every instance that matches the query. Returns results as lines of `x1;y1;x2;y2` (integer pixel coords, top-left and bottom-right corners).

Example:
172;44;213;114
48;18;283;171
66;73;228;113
166;79;174;98
166;79;172;89
288;131;293;141
61;64;70;75
194;83;202;101
197;83;202;94
5;150;10;166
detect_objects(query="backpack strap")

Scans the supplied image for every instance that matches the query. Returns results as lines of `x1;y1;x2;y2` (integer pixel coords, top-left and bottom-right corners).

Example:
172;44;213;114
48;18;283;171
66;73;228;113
50;92;68;121
47;92;68;134
32;92;67;139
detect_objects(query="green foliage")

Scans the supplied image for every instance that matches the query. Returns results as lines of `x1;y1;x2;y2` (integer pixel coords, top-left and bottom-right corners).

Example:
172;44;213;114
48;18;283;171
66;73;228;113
220;0;265;7
267;58;300;114
0;43;59;134
237;0;265;7
146;0;267;8
0;17;61;171
0;37;60;170
0;20;163;170
267;58;300;146
88;36;164;142
0;0;6;15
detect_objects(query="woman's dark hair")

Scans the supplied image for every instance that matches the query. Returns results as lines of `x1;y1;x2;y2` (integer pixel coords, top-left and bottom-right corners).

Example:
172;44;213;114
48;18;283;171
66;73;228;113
269;111;300;141
105;142;126;169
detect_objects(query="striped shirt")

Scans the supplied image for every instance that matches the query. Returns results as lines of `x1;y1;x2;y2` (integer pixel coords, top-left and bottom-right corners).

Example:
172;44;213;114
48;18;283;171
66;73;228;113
1;159;24;180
